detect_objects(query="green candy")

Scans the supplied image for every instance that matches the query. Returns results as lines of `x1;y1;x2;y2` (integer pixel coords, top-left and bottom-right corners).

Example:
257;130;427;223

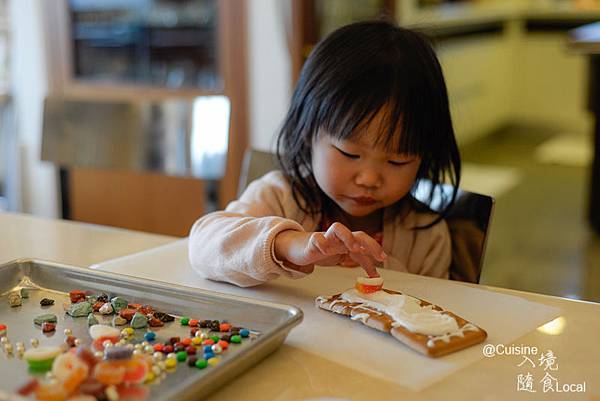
130;312;148;329
33;314;57;325
195;359;208;369
67;301;92;317
27;358;54;372
210;335;219;343
180;317;190;326
230;335;242;344
110;297;128;313
176;351;187;362
87;313;99;326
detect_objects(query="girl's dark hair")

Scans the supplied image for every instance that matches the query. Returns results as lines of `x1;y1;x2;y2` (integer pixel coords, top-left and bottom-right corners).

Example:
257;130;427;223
276;20;461;227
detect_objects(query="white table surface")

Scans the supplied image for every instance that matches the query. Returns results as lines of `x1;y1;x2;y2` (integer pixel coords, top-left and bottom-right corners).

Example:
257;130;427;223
1;212;598;401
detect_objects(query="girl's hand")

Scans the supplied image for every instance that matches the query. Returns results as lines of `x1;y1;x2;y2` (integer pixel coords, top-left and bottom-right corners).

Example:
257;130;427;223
274;222;385;277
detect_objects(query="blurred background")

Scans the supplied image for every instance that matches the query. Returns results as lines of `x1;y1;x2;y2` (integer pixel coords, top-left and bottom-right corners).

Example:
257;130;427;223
0;0;599;301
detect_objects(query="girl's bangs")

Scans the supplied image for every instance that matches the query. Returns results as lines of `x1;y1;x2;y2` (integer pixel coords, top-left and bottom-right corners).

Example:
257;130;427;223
316;77;426;157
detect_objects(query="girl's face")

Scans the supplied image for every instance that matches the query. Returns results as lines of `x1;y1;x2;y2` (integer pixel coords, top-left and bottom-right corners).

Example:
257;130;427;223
311;119;421;218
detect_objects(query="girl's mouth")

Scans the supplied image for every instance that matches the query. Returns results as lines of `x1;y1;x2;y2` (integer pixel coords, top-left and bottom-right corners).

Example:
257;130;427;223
350;196;377;206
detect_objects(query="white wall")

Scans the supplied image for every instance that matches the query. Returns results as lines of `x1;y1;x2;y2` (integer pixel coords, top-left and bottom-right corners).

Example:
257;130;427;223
247;0;292;152
9;0;57;217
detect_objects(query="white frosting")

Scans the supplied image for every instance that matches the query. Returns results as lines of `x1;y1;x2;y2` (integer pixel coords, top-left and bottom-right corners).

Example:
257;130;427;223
340;289;460;336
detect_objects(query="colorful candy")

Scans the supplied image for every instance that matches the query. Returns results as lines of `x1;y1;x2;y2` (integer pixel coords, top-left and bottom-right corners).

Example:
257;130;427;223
69;290;86;304
0;323;6;336
143;332;156;342
34;314;58;325
51;353;89;392
355;276;384;294
67;301;92;317
87;313;99;326
40;298;55;306
23;346;62;372
8;292;22;307
110;297;128;313
89;324;120;340
93;361;126;385
98;303;114;315
130;312;148;329
42;322;56;333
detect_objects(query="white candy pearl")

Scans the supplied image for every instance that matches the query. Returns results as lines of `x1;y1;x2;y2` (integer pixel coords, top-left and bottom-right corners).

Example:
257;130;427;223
63;329;72;336
30;338;39;348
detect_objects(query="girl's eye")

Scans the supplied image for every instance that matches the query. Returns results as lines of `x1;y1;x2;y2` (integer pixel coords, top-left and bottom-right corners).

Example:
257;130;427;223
335;147;359;159
388;160;412;166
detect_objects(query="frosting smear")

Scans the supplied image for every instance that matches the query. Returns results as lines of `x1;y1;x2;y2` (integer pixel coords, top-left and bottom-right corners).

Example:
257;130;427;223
340;289;459;336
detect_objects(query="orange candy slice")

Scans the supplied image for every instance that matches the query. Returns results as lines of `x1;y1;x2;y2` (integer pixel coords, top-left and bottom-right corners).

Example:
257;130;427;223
355;277;384;294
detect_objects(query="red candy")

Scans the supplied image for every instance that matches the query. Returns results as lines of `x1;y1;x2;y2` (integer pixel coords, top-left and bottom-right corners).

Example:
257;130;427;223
219;323;232;332
119;308;137;322
148;317;164;327
153;344;164;352
188;319;199;327
41;322;56;333
217;340;229;350
69;290;86;303
202;339;215;346
181;338;192;346
162;345;174;354
186;346;197;355
92;301;105;312
16;379;39;396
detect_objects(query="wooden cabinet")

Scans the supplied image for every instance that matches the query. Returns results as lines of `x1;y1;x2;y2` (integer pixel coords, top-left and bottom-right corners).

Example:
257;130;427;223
45;0;247;236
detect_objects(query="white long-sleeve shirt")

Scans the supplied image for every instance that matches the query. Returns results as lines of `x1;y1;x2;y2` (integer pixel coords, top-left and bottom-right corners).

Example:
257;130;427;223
189;171;451;287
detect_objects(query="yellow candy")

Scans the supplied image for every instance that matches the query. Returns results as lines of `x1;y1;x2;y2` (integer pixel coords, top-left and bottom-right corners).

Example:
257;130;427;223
207;357;220;366
144;372;155;383
191;337;202;345
165;358;177;369
121;328;134;337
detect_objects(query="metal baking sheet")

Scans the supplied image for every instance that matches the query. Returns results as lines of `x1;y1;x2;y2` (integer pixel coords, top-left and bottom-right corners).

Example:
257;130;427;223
0;259;302;400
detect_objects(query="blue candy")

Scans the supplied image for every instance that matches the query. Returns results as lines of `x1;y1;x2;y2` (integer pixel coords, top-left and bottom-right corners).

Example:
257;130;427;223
240;328;250;338
203;345;213;353
144;332;156;342
203;352;215;360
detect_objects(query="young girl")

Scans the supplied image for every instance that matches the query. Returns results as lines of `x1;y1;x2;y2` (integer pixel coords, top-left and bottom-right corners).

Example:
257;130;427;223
189;20;460;287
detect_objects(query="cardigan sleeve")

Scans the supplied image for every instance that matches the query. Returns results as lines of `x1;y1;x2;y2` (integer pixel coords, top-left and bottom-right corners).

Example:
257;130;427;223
188;171;309;287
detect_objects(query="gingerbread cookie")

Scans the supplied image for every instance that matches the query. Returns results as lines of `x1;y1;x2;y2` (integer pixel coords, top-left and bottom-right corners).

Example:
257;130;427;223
316;277;487;358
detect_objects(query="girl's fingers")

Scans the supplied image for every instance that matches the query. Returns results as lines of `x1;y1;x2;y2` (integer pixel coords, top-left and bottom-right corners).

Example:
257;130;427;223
309;232;346;257
349;252;380;278
325;223;360;253
352;231;386;262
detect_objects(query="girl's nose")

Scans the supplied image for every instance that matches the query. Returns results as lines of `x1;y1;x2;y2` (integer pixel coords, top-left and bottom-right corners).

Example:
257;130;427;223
355;169;381;188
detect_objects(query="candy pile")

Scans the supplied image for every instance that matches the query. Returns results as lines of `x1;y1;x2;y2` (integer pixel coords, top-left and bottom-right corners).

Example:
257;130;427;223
1;287;256;401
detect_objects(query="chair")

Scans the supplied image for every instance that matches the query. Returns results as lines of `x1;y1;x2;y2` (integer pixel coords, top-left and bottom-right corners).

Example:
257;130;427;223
238;149;494;283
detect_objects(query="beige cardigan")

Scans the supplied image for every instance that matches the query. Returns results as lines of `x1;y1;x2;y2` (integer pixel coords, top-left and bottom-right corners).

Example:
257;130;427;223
189;171;451;287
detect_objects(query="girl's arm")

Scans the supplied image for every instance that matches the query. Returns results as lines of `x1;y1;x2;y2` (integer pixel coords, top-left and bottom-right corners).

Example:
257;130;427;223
188;171;312;287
